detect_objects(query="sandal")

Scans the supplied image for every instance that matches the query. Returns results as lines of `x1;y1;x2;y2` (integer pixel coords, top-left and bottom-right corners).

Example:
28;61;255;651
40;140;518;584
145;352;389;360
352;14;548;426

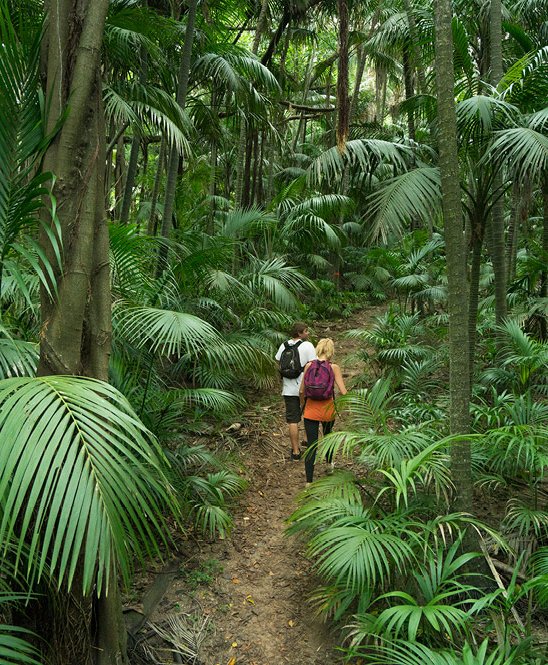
291;451;302;460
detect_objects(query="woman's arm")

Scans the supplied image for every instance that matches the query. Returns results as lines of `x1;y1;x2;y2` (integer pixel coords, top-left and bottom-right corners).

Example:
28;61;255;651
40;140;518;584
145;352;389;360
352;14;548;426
332;364;347;395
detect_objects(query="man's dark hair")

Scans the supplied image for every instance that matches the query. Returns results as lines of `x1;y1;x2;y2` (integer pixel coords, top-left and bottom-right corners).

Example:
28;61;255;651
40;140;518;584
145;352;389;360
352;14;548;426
291;321;308;338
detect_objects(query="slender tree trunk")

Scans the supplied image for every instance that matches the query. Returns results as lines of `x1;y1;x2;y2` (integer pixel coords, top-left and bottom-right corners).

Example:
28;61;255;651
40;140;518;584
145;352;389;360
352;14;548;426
325;65;333;145
157;0;198;273
403;44;416;140
293;44;317;151
433;0;472;512
489;0;507;327
468;215;485;386
137;139;149;229
336;0;349;152
148;134;166;235
120;132;140;225
349;43;367;127
235;0;269;208
540;172;548;341
39;1;123;663
114;133;125;219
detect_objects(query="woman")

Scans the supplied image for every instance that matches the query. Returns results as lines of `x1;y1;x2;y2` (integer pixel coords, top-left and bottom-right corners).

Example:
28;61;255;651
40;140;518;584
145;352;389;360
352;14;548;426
300;338;347;485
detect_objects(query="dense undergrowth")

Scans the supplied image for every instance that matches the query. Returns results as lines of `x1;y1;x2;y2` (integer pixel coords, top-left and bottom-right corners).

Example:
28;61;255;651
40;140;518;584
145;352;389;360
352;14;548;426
288;298;548;664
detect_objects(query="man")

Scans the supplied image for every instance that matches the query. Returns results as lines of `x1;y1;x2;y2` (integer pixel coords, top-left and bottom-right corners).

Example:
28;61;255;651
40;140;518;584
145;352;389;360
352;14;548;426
275;322;316;459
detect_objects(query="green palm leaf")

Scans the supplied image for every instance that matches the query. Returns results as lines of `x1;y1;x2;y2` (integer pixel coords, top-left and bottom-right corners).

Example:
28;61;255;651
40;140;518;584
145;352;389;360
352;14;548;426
0;624;40;665
104;81;193;156
308;514;416;592
307;139;415;187
0;376;174;594
114;305;220;356
366;168;442;243
0;336;38;379
486;127;548;181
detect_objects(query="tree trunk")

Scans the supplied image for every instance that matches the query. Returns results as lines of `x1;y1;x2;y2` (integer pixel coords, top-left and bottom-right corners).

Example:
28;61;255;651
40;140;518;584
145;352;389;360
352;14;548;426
468;215;485;387
489;0;507;327
120;132;140;225
349;43;367;127
540;172;548;341
114;133;125;219
336;0;350;152
403;44;416;141
157;0;198;273
433;0;472;512
148;134;166;235
39;1;123;662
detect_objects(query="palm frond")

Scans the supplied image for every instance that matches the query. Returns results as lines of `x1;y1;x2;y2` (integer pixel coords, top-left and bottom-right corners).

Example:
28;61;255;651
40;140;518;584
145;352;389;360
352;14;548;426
366;168;442;244
485;127;548;182
114;304;220;356
307;139;415;187
0;376;175;594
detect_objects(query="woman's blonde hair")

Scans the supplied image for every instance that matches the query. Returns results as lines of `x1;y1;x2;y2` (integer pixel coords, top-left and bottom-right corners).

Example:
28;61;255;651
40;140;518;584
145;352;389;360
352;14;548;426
315;337;334;360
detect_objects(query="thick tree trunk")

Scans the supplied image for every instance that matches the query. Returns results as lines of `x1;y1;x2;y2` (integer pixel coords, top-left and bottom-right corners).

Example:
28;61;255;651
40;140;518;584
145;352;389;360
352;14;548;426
39;2;124;663
433;0;472;512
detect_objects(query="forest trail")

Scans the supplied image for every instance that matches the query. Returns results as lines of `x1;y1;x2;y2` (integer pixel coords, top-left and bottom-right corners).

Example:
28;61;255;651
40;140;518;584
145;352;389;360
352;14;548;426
149;306;384;665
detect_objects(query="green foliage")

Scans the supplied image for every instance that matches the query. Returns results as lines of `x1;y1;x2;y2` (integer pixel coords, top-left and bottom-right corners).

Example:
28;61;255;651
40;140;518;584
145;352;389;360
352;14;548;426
182;558;223;589
0;5;62;305
0;376;176;595
304;280;364;319
167;443;247;539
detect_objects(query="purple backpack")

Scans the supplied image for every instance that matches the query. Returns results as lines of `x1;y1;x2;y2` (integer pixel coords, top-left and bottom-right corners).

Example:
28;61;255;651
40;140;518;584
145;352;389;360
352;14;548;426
304;360;335;400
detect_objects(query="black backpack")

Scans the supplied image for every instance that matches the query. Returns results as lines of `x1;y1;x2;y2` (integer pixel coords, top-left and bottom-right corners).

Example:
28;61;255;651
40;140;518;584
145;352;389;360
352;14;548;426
279;340;303;379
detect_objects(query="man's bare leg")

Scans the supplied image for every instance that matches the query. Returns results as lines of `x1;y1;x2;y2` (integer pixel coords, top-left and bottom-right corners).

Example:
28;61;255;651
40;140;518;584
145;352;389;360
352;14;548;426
289;423;299;455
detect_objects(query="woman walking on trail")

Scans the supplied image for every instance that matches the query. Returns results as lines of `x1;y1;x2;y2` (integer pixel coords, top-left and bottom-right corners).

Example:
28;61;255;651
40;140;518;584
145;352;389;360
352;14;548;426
300;338;347;485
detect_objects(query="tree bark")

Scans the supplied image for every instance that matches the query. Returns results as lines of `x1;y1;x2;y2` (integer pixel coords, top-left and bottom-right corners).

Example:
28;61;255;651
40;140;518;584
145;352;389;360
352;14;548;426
540;172;548;341
403;44;416;140
433;0;472;512
349;42;367;127
39;2;124;663
120;132;141;225
489;0;507;327
148;134;166;235
336;0;350;152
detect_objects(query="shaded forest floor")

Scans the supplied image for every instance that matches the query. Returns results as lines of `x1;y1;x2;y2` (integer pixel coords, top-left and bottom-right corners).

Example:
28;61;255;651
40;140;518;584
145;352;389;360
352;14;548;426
127;306;384;665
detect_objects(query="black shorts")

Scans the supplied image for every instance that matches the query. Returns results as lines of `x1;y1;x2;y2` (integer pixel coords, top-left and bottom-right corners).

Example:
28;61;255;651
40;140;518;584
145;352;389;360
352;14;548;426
283;396;302;423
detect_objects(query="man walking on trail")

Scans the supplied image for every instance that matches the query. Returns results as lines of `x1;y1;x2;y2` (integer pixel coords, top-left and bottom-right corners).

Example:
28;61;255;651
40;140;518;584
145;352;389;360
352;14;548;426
275;322;316;460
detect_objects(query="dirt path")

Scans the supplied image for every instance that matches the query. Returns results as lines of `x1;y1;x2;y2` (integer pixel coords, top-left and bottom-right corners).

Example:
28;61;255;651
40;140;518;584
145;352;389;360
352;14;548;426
147;307;383;665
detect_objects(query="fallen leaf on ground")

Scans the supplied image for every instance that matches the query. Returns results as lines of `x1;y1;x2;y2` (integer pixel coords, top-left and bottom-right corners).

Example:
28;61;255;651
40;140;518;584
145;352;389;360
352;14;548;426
231;577;240;584
245;595;255;604
227;659;237;665
288;619;295;627
231;641;238;648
